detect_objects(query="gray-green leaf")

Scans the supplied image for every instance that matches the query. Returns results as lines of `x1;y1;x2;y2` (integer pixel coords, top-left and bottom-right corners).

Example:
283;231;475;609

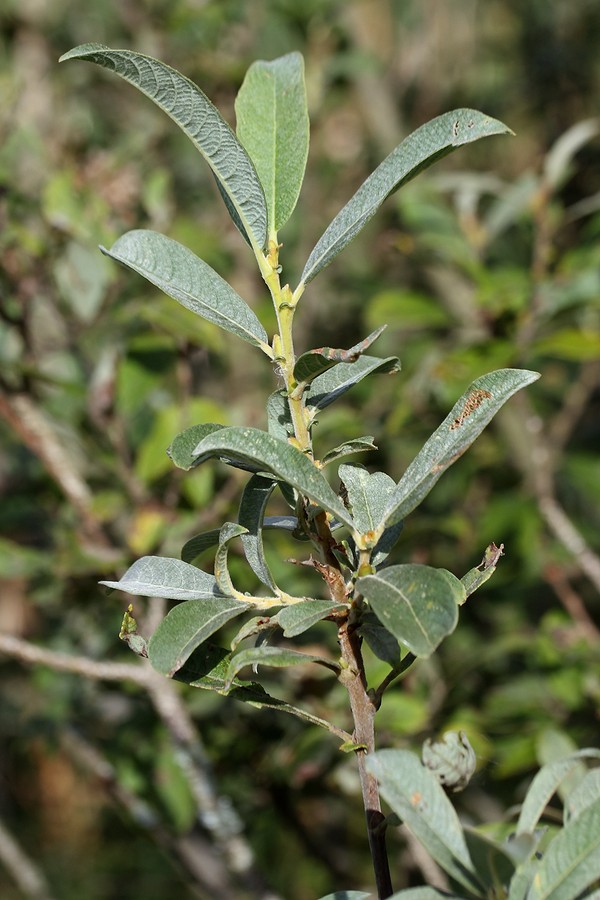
236;52;309;233
320;437;378;467
60;44;268;248
338;465;396;536
277;600;347;637
100;556;227;600
238;475;278;591
214;523;248;598
191;426;356;530
102;231;269;350
294;325;387;385
366;749;482;896
181;529;221;564
169;424;225;470
301;108;512;283
516;749;600;835
377;369;540;533
306;355;400;412
357;565;464;657
525;798;600;900
226;645;341;687
148;598;249;676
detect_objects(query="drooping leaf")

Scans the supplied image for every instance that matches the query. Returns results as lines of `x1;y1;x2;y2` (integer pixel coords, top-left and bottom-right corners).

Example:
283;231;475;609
338;465;396;536
191;426;356;529
306;355;400;412
357;565;464;657
236;52;309;233
102;231;270;351
366;749;483;896
181;529;221;564
293;325;387;385
238;475;278;591
214;522;248;599
358;612;401;667
229;616;277;652
168;423;225;470
377;369;540;533
100;556;227;600
301;108;512;283
277;600;347;637
60;45;268;248
525;798;600;900
148;598;249;676
320;437;378;467
516;749;600;835
225;645;341;687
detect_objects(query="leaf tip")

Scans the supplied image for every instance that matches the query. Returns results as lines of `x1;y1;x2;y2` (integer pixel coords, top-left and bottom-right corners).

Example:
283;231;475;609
59;43;110;63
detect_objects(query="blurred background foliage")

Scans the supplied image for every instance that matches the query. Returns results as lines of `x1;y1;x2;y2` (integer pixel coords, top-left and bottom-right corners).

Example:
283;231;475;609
1;0;599;898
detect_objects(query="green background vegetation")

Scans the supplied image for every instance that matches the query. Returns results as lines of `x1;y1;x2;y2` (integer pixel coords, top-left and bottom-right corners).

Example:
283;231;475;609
1;1;599;898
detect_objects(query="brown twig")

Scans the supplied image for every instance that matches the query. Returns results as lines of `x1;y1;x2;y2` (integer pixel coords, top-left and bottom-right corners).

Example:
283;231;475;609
338;617;393;899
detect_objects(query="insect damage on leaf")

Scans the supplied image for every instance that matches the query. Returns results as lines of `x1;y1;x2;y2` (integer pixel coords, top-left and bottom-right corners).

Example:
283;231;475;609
449;388;493;430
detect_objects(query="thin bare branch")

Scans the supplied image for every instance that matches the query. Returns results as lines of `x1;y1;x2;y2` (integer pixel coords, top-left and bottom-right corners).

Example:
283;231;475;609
0;814;56;900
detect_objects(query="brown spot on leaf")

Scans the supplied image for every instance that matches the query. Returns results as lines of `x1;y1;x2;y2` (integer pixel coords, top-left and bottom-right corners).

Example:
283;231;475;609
450;389;492;430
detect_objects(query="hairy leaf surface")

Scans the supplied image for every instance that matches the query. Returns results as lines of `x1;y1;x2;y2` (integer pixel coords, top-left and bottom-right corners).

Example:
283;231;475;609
357;565;464;657
102;231;269;350
366;749;482;895
301;108;512;283
191;427;356;529
60;44;268;248
100;556;227;600
377;369;540;532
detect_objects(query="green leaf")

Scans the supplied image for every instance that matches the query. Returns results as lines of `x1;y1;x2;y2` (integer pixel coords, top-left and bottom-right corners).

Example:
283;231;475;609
525;798;600;900
238;475;278;591
387;890;466;900
236;52;309;233
565;769;600;823
148;598;249;676
214;522;248;598
338;465;396;535
60;44;268;248
358;612;401;667
357;565;464;657
277;600;347;637
371;520;404;567
191;426;356;529
460;542;504;601
463;828;516;894
181;529;221;564
225;645;341;686
102;231;269;351
176;644;348;736
168;423;225;470
293;325;387;385
366;749;482;896
100;556;227;600
306;355;400;412
516;749;600;834
267;390;294;441
378;369;540;532
301;108;512;283
320;436;378;467
316;893;372;900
